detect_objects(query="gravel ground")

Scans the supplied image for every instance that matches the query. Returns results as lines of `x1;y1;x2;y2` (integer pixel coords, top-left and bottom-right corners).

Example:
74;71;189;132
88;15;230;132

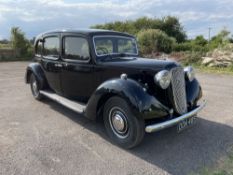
0;62;233;175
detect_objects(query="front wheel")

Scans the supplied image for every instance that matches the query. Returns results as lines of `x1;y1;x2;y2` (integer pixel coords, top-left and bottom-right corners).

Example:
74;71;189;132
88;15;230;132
30;74;43;100
103;96;145;149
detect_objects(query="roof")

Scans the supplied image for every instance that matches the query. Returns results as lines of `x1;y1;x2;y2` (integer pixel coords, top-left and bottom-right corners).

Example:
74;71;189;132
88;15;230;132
36;28;134;39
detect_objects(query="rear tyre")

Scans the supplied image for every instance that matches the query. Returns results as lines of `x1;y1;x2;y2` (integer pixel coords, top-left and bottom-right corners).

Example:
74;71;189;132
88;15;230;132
103;96;145;149
30;74;43;100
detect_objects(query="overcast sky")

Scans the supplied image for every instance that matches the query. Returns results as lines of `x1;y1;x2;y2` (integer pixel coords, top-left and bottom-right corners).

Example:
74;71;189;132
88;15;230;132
0;0;233;40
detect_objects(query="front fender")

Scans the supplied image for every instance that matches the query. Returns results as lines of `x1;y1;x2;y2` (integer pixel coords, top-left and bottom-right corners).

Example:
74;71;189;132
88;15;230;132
85;78;170;120
186;78;202;108
25;63;47;89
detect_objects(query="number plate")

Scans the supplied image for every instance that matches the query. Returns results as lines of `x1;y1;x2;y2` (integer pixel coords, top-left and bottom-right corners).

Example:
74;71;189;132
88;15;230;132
177;116;197;132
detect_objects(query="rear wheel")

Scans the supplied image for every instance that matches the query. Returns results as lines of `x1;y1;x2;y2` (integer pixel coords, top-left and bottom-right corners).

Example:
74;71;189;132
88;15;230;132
30;74;43;100
103;96;145;149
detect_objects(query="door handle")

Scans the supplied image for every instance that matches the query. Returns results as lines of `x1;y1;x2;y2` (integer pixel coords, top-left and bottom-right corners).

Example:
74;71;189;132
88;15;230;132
54;63;63;68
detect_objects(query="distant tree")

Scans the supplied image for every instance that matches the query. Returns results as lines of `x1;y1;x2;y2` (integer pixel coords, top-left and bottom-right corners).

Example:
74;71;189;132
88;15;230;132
92;16;186;43
192;35;208;46
93;20;136;34
173;35;208;52
10;27;30;56
161;16;187;43
137;29;176;54
29;37;36;45
229;35;233;43
209;29;231;49
133;17;153;31
0;39;10;44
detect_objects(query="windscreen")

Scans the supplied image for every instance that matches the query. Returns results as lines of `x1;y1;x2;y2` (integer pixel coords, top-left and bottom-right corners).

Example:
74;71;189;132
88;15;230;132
93;36;138;56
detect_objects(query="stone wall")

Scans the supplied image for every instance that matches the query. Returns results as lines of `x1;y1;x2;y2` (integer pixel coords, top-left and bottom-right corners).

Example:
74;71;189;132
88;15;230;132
202;44;233;67
0;49;19;60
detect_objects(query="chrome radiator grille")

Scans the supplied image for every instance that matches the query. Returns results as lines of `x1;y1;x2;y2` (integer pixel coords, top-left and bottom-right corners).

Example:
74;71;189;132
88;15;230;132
170;67;187;115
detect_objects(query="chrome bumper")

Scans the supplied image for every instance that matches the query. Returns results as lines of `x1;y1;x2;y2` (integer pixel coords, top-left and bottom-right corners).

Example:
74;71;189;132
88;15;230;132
145;100;206;133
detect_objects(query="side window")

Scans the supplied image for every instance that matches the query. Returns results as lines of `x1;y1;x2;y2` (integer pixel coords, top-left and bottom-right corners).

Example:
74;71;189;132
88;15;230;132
43;36;59;59
63;36;90;61
35;40;42;56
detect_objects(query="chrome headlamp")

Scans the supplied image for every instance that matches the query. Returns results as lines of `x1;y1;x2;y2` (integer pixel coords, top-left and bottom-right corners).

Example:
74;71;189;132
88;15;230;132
184;66;195;82
154;70;172;89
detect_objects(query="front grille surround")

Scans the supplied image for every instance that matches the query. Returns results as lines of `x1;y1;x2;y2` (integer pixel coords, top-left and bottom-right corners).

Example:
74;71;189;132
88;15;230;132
170;67;187;115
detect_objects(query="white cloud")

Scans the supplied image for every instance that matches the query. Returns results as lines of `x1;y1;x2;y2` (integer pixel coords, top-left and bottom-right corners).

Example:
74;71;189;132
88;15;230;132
0;0;233;39
162;11;207;22
208;14;233;21
0;13;5;23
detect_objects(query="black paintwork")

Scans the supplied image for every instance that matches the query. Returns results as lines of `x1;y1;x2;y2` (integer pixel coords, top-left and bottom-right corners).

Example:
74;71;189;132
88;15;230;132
25;29;202;120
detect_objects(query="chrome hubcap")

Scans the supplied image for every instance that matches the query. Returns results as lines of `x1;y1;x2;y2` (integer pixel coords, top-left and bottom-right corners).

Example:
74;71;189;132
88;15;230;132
112;114;125;132
33;81;37;92
31;78;39;96
109;107;128;138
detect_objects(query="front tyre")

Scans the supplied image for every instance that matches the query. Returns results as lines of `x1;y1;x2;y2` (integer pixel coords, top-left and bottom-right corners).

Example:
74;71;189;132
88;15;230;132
30;74;43;100
103;96;145;149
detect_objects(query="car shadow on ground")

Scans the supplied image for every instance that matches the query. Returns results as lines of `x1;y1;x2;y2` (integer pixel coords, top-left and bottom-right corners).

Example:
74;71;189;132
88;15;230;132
42;98;233;175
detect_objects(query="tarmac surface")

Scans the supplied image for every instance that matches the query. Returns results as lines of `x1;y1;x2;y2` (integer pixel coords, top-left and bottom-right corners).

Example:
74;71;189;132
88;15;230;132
0;62;233;175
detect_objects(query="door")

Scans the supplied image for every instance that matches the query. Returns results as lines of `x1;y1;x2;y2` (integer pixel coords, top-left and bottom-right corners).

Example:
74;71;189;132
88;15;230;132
40;35;63;94
60;35;94;102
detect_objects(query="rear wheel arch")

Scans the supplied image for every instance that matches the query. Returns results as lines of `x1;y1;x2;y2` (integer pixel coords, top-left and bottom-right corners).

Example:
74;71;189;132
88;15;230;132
29;73;43;100
25;69;33;84
25;63;48;89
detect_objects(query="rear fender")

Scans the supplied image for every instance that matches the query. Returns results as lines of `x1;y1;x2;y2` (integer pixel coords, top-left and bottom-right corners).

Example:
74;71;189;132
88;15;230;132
25;63;47;89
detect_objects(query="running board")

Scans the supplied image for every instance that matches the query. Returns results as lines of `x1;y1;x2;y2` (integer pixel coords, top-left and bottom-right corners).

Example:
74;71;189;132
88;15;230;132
40;90;86;114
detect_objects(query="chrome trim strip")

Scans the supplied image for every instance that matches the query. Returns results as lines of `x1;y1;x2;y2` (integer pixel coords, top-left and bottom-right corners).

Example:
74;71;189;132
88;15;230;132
145;100;206;133
40;90;86;114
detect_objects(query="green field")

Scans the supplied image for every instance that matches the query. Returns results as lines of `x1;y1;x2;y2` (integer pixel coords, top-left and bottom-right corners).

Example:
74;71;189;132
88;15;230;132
0;43;11;49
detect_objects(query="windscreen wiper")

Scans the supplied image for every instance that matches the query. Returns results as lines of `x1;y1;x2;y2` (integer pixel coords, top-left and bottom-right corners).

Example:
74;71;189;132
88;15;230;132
99;53;128;61
99;54;114;61
118;53;128;57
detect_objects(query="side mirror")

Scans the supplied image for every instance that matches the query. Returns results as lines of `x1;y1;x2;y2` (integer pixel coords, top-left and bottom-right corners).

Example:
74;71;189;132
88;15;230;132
38;38;44;43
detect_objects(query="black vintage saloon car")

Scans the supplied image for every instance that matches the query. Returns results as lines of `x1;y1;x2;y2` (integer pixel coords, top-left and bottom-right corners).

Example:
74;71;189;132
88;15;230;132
25;29;206;148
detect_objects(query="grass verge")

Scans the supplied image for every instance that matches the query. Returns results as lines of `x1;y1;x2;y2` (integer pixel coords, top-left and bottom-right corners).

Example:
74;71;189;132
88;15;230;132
193;148;233;175
183;63;233;75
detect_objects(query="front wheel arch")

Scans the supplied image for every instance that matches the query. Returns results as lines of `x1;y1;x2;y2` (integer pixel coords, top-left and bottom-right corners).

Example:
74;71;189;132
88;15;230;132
96;93;120;122
85;78;170;120
85;78;146;120
96;92;139;122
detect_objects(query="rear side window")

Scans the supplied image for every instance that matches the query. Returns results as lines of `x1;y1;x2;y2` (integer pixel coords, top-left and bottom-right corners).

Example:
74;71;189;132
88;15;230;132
43;37;59;59
63;36;90;61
